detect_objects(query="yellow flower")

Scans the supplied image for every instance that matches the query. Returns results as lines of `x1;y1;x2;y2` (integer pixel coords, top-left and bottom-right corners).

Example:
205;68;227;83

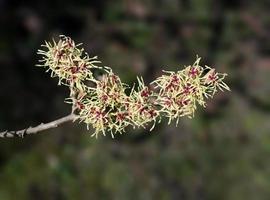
37;36;230;138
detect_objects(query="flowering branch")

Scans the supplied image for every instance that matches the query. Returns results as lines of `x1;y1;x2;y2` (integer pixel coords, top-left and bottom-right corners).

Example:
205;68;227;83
0;35;230;139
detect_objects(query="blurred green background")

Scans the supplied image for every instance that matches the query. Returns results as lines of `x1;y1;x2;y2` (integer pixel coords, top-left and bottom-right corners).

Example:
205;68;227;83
0;0;270;199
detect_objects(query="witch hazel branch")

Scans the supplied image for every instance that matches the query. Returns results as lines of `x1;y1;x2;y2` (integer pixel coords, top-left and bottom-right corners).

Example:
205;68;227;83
0;36;230;138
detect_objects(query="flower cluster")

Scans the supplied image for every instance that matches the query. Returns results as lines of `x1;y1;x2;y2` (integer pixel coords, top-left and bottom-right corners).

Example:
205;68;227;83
78;71;132;137
37;36;230;138
152;58;230;125
37;35;101;91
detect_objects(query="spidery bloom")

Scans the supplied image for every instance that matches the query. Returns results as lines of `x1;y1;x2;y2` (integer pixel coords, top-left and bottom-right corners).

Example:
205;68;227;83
78;71;133;138
37;36;230;138
128;77;160;130
37;35;101;92
152;58;229;125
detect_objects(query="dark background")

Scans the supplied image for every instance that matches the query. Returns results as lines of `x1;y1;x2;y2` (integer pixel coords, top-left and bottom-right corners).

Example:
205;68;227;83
0;0;270;199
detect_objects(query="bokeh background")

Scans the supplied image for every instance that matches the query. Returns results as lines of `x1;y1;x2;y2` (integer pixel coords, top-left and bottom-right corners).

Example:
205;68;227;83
0;0;270;199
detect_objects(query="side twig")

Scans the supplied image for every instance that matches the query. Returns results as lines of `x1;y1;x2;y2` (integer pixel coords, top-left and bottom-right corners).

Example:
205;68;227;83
0;114;77;138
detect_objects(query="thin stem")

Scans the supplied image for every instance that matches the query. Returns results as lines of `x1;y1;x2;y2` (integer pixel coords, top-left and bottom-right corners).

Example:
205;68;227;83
69;83;77;114
0;114;77;138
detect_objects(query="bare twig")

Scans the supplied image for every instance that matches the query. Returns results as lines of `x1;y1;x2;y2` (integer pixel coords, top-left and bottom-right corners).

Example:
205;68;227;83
0;114;77;138
69;83;77;114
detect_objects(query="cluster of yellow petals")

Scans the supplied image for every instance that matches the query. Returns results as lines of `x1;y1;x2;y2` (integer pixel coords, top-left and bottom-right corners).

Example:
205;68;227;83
37;36;230;138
